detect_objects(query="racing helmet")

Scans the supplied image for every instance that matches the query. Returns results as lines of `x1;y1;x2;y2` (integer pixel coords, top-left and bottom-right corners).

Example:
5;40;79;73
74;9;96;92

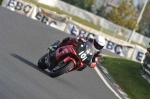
93;35;105;50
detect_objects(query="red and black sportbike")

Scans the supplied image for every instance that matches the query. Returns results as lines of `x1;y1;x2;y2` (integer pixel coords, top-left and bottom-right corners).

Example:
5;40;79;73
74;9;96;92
38;39;97;78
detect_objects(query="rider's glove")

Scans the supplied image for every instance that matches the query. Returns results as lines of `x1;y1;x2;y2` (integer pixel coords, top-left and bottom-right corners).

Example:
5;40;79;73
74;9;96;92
87;61;96;68
95;57;101;62
90;62;97;68
88;57;101;68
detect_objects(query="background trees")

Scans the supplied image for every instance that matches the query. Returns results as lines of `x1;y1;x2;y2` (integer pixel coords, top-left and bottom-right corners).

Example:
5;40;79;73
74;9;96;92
138;2;150;37
107;0;139;30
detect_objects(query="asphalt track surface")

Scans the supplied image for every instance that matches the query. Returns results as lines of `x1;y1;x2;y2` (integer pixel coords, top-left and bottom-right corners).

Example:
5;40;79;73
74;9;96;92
0;7;124;99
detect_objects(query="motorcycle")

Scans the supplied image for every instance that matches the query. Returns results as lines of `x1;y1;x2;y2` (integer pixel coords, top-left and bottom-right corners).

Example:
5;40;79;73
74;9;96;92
37;39;97;78
140;42;150;75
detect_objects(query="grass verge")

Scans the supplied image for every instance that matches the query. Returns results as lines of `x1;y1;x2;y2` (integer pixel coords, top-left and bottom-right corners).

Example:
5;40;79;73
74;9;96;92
101;56;150;99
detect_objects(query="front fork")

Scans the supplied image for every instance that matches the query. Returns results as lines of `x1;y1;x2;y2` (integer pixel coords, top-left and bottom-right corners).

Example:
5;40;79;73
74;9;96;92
63;56;77;71
63;56;76;65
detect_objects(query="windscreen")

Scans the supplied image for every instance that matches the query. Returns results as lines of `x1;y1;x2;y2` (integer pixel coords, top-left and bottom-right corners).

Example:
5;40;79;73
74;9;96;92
76;41;95;65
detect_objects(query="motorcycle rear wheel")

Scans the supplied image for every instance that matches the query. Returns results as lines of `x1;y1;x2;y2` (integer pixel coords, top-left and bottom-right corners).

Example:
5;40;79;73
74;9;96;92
38;54;48;69
50;61;74;78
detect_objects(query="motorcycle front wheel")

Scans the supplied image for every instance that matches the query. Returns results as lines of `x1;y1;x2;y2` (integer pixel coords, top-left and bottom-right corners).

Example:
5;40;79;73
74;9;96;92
49;61;74;78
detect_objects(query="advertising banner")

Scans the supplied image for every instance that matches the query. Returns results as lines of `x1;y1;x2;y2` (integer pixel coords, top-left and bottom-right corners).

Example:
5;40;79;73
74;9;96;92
104;40;134;58
30;6;71;31
131;45;147;63
6;0;35;17
64;20;92;37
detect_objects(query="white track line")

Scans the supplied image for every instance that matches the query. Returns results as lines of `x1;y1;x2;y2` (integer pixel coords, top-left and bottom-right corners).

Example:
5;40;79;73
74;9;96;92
94;66;122;99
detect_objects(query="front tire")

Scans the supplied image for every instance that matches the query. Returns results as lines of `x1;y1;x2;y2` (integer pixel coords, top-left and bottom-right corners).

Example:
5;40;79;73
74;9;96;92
38;54;48;69
50;61;74;78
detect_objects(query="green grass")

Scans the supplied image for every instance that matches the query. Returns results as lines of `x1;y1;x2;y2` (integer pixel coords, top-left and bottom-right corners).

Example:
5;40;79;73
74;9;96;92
101;56;150;99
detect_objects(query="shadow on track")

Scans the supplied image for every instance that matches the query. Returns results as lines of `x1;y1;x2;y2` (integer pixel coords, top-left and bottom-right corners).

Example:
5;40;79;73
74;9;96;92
10;53;50;76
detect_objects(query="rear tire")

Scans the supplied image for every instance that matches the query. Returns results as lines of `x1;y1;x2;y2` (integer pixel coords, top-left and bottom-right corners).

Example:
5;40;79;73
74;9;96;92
50;61;74;78
38;54;48;69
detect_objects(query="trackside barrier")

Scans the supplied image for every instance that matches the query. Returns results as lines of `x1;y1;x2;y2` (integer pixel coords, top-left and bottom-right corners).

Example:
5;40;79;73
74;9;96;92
30;5;71;31
131;45;147;63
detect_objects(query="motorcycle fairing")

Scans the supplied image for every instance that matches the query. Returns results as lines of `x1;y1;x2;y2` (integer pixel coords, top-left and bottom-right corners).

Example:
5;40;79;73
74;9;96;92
76;41;95;65
56;45;76;61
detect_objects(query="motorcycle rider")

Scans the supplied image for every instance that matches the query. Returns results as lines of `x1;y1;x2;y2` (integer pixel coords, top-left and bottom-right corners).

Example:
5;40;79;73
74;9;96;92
46;35;106;71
